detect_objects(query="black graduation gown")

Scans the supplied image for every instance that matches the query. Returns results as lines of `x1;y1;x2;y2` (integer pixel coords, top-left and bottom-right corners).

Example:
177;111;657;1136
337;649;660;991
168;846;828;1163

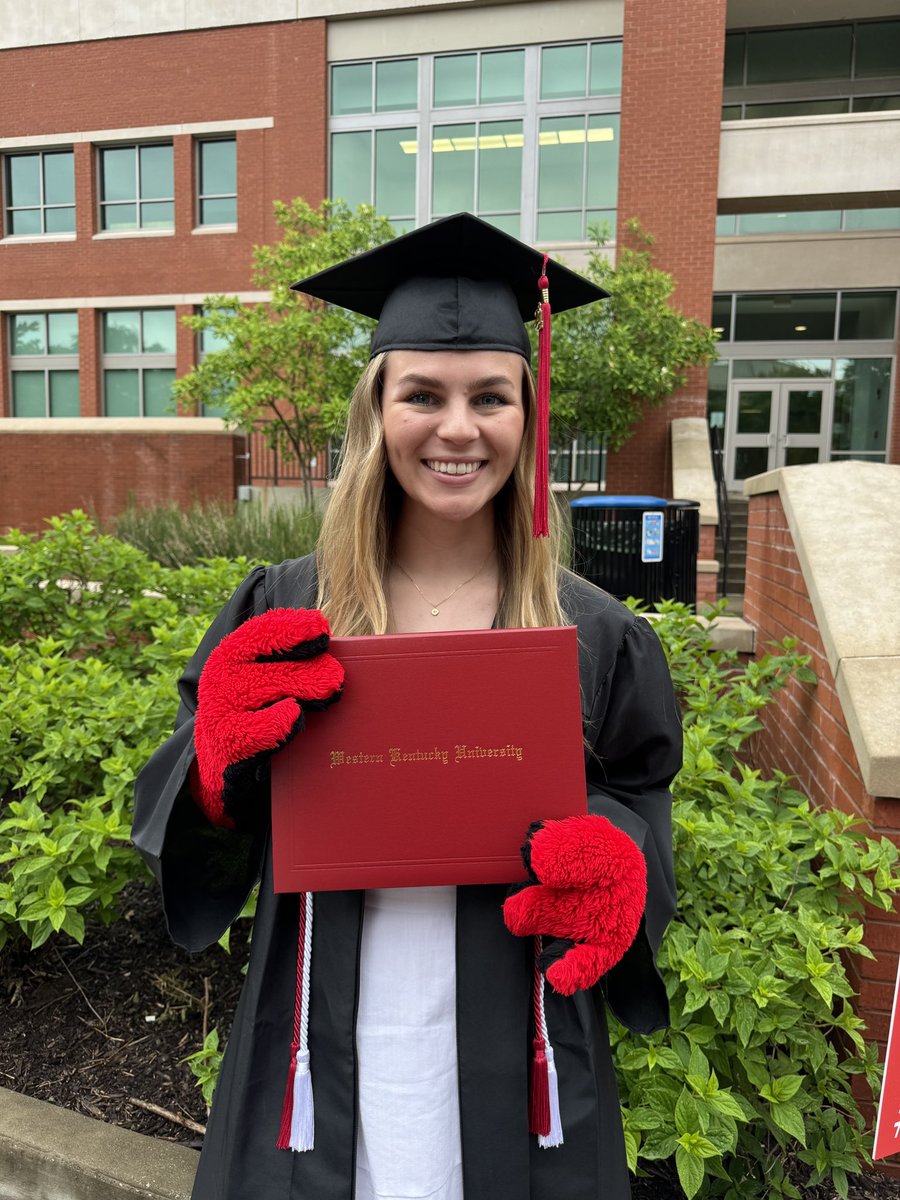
132;555;682;1200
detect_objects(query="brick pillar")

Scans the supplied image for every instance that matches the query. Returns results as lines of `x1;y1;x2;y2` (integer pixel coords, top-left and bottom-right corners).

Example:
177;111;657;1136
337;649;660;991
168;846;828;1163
79;309;101;418
74;142;95;240
611;0;726;496
0;313;9;417
175;303;198;415
174;134;194;235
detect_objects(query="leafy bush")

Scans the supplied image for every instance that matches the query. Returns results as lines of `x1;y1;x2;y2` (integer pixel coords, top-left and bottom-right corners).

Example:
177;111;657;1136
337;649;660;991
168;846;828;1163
113;498;322;568
0;512;254;950
614;601;898;1199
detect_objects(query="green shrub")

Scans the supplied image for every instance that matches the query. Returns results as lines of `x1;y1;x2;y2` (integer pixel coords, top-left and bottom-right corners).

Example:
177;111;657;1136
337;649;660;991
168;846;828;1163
0;512;254;950
615;601;898;1199
112;498;322;568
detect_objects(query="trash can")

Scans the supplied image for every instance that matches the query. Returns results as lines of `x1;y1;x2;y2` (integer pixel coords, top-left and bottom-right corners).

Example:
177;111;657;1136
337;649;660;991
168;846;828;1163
569;495;700;606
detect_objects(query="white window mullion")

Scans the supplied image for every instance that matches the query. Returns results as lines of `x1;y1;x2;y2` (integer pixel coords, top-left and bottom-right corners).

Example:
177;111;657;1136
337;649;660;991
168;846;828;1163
521;45;540;244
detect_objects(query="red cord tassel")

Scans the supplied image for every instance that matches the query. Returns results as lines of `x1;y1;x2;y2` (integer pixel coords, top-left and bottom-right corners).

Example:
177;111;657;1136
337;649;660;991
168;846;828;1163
529;1035;551;1136
533;257;551;538
276;893;307;1150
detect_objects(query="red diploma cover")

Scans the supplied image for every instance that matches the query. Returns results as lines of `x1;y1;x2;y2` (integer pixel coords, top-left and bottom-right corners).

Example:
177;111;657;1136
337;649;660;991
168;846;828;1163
874;959;900;1159
271;626;587;892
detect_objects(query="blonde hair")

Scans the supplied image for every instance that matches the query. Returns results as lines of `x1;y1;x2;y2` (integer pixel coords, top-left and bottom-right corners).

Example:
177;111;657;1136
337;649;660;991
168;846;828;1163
316;352;566;635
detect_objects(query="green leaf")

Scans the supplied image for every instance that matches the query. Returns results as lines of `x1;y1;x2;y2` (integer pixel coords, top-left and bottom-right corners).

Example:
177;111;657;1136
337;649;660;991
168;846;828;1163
675;1145;706;1199
770;1101;806;1146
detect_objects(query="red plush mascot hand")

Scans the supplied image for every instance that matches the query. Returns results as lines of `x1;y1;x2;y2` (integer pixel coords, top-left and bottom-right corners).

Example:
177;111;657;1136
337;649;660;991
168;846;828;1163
502;814;647;996
191;608;344;829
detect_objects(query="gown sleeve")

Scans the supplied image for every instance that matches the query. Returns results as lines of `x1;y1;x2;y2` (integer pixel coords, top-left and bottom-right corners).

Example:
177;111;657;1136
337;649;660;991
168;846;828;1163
131;565;271;953
584;615;682;1035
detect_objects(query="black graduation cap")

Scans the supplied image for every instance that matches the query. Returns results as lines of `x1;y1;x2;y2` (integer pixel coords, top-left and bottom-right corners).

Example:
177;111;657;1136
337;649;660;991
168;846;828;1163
291;212;609;535
291;211;608;360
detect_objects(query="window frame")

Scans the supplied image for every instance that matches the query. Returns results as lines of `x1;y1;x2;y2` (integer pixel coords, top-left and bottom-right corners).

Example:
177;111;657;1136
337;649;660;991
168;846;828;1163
8;311;80;417
97;141;175;233
722;18;900;120
196;136;238;229
101;308;177;417
328;40;622;246
3;149;76;238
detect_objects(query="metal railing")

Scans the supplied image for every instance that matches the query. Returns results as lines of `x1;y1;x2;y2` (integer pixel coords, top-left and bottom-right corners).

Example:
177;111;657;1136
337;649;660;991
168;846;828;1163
709;424;730;592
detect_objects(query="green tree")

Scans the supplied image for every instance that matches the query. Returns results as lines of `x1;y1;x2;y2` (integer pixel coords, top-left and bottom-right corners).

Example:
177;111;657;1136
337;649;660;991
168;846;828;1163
546;220;719;452
174;199;395;504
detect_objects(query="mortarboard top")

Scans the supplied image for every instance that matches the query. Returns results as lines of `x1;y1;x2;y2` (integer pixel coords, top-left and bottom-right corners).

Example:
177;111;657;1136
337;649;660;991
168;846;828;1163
290;211;608;360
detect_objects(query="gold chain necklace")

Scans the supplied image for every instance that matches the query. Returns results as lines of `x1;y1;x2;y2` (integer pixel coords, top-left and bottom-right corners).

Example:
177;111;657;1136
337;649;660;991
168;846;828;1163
395;551;493;616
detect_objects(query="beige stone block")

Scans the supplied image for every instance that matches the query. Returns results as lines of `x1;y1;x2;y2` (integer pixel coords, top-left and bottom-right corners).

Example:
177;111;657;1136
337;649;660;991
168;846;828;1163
836;658;900;799
671;417;718;524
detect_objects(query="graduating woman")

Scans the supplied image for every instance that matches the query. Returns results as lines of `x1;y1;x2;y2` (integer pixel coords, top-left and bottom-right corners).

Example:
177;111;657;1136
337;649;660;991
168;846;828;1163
133;213;682;1200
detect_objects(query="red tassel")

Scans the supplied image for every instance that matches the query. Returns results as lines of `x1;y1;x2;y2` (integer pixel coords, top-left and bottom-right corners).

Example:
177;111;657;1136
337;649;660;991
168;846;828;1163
276;893;307;1150
529;1036;551;1136
533;257;551;538
276;1040;300;1150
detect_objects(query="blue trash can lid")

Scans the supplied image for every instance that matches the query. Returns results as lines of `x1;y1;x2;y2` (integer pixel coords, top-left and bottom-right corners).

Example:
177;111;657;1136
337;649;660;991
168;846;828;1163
569;495;668;508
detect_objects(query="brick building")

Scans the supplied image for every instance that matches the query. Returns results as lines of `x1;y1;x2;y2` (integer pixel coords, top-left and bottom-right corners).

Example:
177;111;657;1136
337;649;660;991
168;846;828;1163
0;0;898;529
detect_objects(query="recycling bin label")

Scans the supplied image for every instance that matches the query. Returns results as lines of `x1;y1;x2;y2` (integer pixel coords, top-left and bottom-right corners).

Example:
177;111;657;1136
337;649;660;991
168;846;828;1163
641;511;664;563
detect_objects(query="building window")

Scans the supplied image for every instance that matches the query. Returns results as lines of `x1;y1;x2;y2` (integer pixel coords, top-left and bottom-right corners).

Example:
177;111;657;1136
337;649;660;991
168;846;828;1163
9;312;79;416
99;144;174;231
723;20;900;119
331;127;417;232
197;307;234;417
329;41;622;244
715;209;900;236
434;49;525;107
540;41;622;100
197;139;237;226
4;151;75;236
713;290;897;343
102;309;176;415
537;114;618;242
331;59;419;114
431;120;523;235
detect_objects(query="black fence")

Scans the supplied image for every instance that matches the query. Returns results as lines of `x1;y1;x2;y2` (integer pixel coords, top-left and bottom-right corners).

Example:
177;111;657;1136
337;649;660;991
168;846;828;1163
570;500;700;607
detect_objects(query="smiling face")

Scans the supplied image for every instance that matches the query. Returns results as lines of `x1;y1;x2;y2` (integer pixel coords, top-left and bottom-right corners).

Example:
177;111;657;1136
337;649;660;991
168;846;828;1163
380;349;527;528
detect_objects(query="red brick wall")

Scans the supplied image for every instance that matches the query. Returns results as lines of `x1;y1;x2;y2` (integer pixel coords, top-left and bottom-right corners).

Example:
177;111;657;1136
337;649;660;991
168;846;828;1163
608;0;725;496
0;21;327;304
0;429;244;533
743;489;900;1103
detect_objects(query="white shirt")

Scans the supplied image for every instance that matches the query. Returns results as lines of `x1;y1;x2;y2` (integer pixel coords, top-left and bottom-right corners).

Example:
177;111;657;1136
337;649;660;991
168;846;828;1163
354;885;464;1200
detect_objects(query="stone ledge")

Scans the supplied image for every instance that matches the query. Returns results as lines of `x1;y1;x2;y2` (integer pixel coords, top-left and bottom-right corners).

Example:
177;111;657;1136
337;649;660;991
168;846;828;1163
0;1087;196;1200
0;418;230;433
743;462;900;799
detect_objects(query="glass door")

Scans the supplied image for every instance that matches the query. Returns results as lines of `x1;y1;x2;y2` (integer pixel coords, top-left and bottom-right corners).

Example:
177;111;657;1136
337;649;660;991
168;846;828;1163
726;381;833;487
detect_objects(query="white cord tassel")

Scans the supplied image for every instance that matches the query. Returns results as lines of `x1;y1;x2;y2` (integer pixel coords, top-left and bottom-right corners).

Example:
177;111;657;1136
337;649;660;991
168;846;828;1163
535;953;564;1149
539;1044;564;1149
288;892;315;1152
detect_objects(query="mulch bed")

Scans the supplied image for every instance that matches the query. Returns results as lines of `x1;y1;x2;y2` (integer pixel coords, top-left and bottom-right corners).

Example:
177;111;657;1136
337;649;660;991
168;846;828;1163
1;879;898;1198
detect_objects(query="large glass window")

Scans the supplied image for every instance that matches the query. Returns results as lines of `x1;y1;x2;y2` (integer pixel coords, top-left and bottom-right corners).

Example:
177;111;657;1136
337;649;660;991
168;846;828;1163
832;359;892;459
331;127;416;232
99;144;174;231
330;43;622;242
434;50;525;107
838;292;897;340
9;312;79;417
102;309;176;416
746;25;851;85
733;294;837;341
537;113;618;242
540;41;622;100
717;207;900;236
723;20;900;120
431;120;523;235
198;139;236;226
4;151;75;236
331;60;418;114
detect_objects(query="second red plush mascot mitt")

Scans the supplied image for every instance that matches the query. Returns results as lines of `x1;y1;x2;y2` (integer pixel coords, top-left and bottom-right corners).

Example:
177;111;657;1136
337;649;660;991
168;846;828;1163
191;607;344;829
503;814;647;995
